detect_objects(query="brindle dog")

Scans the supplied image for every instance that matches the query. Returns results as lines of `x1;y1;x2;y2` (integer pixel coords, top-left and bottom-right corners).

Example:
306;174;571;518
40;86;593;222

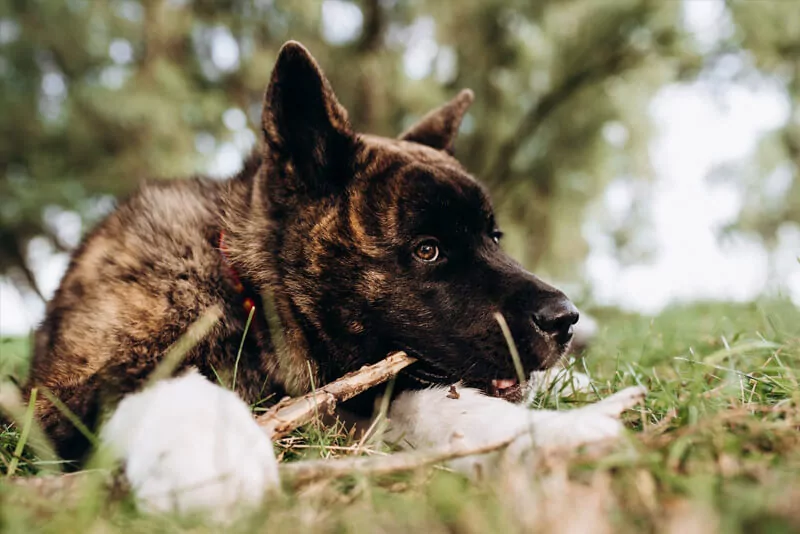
26;41;581;465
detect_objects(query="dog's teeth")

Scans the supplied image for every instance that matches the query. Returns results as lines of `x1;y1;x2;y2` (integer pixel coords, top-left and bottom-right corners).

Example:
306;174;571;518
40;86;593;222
491;378;518;389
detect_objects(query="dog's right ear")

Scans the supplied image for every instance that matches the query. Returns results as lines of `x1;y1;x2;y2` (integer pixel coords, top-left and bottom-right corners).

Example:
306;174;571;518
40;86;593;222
261;41;355;198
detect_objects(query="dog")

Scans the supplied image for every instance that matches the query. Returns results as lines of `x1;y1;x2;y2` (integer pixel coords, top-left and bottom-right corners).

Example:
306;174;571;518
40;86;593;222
23;41;645;519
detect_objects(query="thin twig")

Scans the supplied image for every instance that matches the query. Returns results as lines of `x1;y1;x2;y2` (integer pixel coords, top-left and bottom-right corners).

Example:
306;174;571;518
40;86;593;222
279;430;524;488
7;430;522;496
256;351;416;439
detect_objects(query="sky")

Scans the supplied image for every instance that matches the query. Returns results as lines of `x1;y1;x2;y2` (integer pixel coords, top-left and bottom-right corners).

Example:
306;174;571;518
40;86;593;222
1;0;798;335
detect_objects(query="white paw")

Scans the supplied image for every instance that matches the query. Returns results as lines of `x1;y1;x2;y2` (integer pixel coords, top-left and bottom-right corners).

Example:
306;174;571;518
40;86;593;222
529;386;646;451
101;370;280;522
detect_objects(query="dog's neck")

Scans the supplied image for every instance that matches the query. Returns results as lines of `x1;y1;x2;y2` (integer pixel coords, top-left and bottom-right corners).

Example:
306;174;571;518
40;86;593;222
217;230;268;336
218;157;323;397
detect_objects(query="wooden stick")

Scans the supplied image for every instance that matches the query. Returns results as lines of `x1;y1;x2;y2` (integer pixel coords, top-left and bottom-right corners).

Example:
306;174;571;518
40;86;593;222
8;430;524;495
280;431;525;487
256;351;416;439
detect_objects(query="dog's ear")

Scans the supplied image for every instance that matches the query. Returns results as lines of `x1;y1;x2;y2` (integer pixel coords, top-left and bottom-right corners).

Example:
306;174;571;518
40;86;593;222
262;41;355;197
399;89;474;154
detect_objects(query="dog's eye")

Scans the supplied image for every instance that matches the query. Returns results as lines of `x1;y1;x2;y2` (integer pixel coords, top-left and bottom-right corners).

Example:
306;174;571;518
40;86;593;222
414;240;440;263
491;231;503;245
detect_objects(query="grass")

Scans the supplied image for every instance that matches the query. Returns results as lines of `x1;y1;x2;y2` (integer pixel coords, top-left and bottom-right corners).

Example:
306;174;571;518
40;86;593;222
0;337;31;381
2;299;800;532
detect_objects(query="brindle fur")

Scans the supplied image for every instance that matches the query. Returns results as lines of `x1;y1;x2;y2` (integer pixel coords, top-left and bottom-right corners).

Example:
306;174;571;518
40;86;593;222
26;42;575;464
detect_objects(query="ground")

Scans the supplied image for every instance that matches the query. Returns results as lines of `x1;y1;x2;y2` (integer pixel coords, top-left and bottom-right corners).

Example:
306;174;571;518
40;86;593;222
1;299;800;533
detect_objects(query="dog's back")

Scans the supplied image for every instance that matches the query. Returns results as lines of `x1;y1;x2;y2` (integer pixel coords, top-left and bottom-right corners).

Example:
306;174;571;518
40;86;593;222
27;175;249;459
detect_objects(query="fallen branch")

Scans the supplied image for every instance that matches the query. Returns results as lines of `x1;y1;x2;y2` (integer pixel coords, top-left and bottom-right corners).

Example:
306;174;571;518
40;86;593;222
7;430;523;496
256;351;416;439
280;431;524;488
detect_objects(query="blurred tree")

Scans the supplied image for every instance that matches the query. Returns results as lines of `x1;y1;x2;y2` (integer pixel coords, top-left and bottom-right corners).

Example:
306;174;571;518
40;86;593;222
716;2;800;251
0;0;698;301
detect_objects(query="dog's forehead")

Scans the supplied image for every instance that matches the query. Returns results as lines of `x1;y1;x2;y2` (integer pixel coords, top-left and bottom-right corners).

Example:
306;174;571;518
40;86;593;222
356;134;492;215
356;134;466;174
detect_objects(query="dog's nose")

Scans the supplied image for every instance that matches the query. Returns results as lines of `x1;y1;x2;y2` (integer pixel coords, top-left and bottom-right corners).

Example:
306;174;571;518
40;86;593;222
532;298;579;344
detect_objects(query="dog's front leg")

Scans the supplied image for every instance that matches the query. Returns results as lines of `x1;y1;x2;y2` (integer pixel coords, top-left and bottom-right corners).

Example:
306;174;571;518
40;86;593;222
101;370;279;522
387;385;645;478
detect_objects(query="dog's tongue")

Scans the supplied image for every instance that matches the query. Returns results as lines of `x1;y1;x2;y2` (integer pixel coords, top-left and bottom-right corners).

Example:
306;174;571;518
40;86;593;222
490;378;519;398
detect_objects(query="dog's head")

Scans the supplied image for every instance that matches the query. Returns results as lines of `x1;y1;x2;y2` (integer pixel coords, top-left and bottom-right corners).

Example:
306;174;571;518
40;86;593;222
255;42;578;397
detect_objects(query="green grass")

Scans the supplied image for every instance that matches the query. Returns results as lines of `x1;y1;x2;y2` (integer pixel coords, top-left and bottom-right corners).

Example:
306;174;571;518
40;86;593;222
0;336;32;382
2;300;800;533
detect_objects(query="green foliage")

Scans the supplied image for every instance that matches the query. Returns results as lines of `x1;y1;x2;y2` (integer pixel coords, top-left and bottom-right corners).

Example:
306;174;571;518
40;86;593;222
0;0;702;293
2;0;799;296
0;337;29;382
712;2;800;247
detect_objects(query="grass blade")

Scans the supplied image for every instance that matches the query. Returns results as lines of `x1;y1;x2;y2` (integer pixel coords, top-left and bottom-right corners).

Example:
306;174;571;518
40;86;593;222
5;388;37;478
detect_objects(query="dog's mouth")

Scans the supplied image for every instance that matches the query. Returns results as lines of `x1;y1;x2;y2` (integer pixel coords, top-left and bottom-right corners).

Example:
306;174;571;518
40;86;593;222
399;349;524;400
401;355;454;386
489;378;520;399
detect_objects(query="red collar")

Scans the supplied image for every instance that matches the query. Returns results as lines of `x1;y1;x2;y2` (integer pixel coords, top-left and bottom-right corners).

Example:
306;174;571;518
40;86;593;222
218;231;264;333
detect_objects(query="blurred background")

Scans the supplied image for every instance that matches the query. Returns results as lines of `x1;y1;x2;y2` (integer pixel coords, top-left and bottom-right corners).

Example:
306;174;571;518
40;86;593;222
1;0;799;336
